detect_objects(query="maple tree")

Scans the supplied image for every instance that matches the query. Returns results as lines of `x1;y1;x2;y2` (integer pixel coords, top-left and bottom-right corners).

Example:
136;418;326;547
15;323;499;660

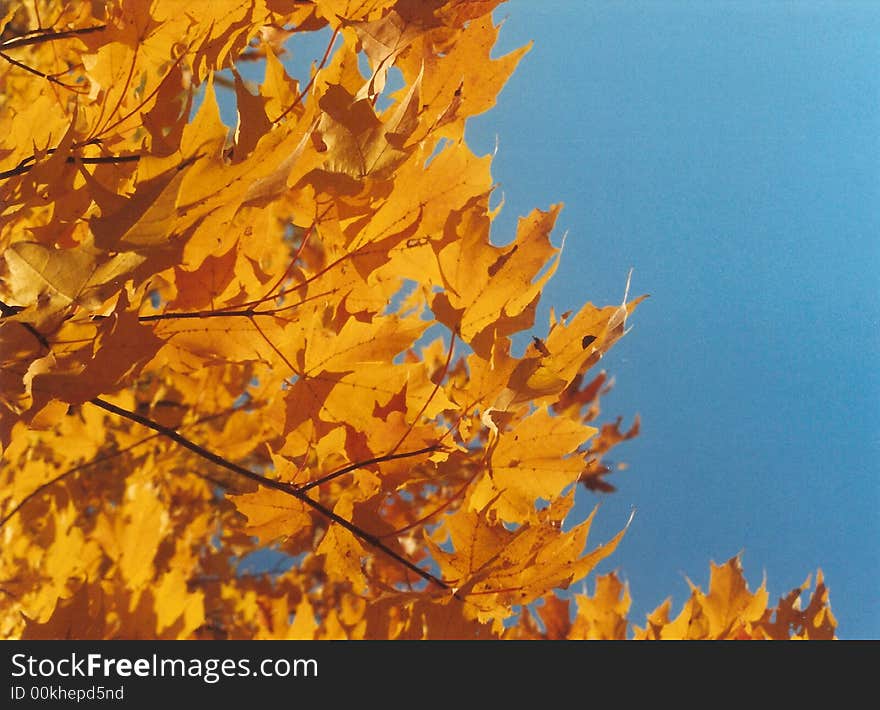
0;0;835;640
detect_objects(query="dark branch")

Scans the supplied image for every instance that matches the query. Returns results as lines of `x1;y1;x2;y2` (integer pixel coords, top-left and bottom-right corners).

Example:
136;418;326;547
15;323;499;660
137;308;258;322
0;300;24;318
89;397;448;590
74;154;142;165
0;405;257;529
296;445;441;493
22;323;49;351
0;49;84;90
0;150;141;180
133;288;332;322
0;25;106;51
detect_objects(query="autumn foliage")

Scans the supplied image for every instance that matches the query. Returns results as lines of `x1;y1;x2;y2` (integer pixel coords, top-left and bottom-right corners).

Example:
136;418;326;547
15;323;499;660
0;0;834;640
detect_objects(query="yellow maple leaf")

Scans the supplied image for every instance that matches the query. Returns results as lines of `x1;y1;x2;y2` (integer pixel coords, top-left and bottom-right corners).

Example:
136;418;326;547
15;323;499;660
470;407;597;522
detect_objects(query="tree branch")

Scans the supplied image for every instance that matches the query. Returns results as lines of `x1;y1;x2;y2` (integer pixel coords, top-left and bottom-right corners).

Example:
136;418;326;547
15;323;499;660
88;397;449;590
296;444;441;493
0;25;106;51
0;404;261;528
0;49;85;90
0;150;141;180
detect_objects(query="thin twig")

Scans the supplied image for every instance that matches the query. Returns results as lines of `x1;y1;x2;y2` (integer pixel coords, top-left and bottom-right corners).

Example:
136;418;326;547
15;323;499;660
89;42;191;142
134;288;332;322
271;26;339;125
0;405;247;528
389;334;456;454
296;444;441;493
0;25;105;51
0;49;85;90
380;470;477;539
0;150;140;180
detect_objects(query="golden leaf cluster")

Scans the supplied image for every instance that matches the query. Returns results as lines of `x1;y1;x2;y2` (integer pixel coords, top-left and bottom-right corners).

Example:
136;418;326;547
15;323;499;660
0;0;834;639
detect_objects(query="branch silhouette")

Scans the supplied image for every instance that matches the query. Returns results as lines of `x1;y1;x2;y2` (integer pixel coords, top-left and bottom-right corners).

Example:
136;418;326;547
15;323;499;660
89;397;449;590
0;25;105;51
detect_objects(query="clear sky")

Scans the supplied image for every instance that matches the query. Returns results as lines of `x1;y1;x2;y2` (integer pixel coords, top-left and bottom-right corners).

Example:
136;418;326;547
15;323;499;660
463;0;879;638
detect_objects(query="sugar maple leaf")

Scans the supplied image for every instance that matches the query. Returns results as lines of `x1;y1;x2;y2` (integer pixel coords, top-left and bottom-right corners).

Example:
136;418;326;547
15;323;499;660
469;407;598;522
433;205;561;357
756;569;837;640
568;573;632;640
427;495;629;624
513;573;631;640
228;488;314;548
1;239;146;328
633;556;837;640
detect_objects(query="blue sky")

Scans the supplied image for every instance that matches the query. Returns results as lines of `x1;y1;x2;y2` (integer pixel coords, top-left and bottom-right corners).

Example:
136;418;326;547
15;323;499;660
463;0;879;638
